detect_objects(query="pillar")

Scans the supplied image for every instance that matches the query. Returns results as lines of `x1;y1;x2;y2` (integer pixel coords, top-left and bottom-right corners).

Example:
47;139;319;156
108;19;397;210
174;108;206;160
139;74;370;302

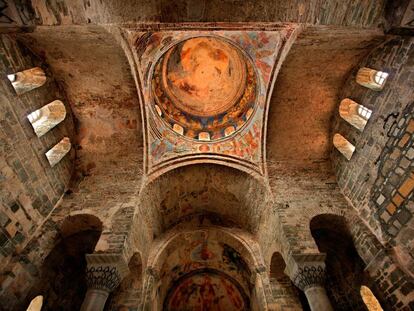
81;254;129;311
286;253;333;311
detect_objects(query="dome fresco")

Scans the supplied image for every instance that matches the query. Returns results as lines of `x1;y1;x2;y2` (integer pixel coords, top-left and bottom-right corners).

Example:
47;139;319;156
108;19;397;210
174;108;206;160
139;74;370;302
152;36;257;141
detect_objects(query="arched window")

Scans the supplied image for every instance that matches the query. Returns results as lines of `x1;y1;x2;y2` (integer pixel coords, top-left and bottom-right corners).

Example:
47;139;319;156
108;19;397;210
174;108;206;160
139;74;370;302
198;132;211;141
27;100;66;137
333;133;355;160
360;286;383;311
45;137;71;167
7;67;46;95
339;99;372;131
356;67;388;91
26;295;43;311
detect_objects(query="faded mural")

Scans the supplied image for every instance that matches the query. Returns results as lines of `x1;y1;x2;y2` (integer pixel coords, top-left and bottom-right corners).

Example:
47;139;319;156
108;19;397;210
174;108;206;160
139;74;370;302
164;270;249;311
126;28;292;177
155;230;253;311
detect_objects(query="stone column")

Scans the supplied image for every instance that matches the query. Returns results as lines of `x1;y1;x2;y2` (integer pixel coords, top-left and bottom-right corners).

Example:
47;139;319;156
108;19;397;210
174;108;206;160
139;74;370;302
286;254;333;311
81;254;129;311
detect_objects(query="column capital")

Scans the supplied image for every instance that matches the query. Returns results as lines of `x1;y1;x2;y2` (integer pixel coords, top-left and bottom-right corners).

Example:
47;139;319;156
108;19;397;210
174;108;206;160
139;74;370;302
285;253;327;291
85;253;129;293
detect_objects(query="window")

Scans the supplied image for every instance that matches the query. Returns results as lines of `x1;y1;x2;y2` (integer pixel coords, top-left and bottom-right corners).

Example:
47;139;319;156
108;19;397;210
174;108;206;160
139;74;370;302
198;132;211;141
333;134;355;160
339;99;372;131
7;67;46;95
27;100;66;137
45;137;71;167
26;295;43;311
374;71;388;86
356;67;388;91
357;105;372;120
360;286;383;311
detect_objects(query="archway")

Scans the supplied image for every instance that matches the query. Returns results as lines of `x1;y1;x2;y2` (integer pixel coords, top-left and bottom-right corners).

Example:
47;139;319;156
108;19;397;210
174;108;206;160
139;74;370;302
269;252;309;310
25;214;103;311
310;214;384;311
142;228;269;311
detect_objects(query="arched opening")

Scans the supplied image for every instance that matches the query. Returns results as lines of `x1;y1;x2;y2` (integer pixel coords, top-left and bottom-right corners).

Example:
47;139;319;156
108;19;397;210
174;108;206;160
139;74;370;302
27;100;66;137
139;163;269;237
143;228;267;311
7;67;47;95
310;214;383;311
333;133;355;160
339;99;372;131
45;137;71;167
269;252;309;310
26;295;43;311
107;252;143;310
360;285;383;311
356;67;389;91
25;214;103;311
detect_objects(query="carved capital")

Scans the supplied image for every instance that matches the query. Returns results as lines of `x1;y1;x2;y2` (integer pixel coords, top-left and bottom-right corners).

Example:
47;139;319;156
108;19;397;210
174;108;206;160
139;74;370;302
85;253;129;293
286;253;327;291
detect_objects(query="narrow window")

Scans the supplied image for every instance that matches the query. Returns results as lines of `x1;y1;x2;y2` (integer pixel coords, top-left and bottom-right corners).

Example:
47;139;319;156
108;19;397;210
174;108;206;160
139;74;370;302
339;99;372;131
26;295;43;311
358;105;372;120
45;137;71;167
7;67;46;95
27;100;66;137
360;286;383;311
356;67;388;91
333;133;355;160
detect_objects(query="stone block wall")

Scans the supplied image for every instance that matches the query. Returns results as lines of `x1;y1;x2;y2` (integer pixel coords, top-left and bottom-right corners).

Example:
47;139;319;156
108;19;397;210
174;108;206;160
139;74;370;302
0;35;74;271
2;0;386;27
332;36;414;274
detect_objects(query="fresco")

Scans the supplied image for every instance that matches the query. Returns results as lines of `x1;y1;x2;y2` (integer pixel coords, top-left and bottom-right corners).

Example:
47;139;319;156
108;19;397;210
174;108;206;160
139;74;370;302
164;270;249;311
127;28;291;176
157;230;253;310
152;36;257;141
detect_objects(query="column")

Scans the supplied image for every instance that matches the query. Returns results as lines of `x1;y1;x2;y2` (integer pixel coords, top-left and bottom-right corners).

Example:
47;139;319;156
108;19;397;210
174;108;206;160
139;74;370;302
81;254;129;311
286;254;333;311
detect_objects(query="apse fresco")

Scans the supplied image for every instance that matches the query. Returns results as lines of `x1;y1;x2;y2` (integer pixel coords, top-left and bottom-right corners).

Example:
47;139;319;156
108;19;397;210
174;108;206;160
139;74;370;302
128;28;292;176
158;230;253;311
164;270;249;311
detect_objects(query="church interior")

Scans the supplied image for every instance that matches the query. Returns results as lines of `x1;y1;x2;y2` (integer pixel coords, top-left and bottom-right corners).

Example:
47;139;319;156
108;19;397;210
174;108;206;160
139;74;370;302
0;1;413;310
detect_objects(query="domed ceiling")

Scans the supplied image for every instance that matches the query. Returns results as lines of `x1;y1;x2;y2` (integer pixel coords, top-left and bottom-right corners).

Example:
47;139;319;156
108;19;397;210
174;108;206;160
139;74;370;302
127;26;298;177
152;37;256;141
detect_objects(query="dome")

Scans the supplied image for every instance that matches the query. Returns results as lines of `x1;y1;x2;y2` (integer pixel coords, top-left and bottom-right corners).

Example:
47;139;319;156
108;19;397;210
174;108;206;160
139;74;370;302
152;36;257;141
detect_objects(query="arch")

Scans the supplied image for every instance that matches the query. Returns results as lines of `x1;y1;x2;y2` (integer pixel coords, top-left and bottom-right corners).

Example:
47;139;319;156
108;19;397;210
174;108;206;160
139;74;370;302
25;214;103;310
142;227;270;311
333;133;355;160
139;163;271;237
27;100;66;137
339;98;372;131
59;214;103;239
26;295;43;311
310;214;374;310
356;67;389;91
269;252;310;310
45;137;71;167
7;67;47;95
269;252;287;281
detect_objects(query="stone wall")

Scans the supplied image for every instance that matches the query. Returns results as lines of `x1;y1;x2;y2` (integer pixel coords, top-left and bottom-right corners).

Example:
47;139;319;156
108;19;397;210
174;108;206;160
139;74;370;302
332;36;414;275
0;35;74;271
3;0;386;27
